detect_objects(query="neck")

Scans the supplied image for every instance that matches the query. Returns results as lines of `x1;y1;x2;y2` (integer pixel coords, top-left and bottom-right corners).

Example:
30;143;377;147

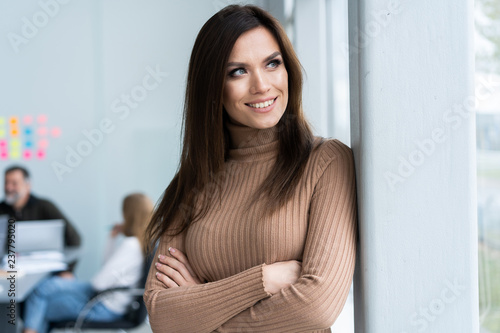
225;121;279;149
225;121;280;162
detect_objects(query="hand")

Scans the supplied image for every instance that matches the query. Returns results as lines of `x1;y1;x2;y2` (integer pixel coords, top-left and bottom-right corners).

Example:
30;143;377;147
262;260;302;295
110;224;124;237
155;247;203;288
58;271;75;279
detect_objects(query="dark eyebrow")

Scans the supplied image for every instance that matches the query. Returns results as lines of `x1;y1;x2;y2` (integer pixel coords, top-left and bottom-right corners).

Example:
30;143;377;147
226;51;282;68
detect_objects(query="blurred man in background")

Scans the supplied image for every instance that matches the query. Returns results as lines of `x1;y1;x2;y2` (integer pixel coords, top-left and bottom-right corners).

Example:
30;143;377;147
0;165;81;247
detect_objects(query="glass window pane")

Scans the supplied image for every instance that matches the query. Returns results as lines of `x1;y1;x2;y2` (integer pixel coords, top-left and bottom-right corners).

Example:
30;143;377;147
476;0;500;331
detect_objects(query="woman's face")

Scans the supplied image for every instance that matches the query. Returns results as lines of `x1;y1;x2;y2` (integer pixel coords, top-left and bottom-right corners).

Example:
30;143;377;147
223;26;288;129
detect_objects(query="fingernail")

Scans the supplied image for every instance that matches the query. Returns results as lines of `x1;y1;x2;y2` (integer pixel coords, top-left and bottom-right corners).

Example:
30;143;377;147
168;247;176;253
156;272;160;277
158;255;165;260
155;262;161;268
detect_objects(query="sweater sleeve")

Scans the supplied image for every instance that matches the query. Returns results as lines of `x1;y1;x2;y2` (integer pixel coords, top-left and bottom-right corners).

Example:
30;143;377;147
144;231;272;333
213;142;358;332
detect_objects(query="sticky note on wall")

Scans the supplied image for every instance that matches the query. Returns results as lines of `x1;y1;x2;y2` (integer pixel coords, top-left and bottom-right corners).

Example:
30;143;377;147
0;115;61;161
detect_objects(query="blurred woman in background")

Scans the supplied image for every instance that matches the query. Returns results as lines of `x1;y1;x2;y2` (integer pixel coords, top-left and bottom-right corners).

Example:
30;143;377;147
23;193;153;333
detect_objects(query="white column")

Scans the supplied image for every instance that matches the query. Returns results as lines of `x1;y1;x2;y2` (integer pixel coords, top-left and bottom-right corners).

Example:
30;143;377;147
294;0;329;136
327;0;351;145
348;0;479;332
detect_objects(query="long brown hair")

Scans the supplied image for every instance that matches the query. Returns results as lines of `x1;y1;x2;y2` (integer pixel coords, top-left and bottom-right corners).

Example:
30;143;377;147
145;5;314;252
122;193;153;254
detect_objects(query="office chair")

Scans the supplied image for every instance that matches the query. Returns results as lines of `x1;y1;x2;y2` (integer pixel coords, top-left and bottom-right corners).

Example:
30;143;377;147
49;247;156;332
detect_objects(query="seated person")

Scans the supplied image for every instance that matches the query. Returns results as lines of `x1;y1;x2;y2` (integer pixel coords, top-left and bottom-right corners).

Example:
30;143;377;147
22;193;153;333
0;165;81;247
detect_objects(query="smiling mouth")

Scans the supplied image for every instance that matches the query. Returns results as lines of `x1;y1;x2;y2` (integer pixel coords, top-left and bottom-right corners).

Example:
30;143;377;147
245;97;277;109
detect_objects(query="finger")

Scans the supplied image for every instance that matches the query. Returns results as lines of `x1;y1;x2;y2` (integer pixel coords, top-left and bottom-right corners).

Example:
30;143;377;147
156;261;187;286
160;256;197;284
159;252;195;282
155;271;179;288
168;247;199;282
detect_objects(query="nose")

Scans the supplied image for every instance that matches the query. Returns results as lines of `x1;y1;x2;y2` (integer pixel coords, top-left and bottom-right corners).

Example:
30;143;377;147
250;70;271;95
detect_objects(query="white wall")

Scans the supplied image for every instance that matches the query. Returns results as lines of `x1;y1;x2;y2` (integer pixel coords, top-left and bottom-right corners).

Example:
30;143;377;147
0;0;103;279
0;0;264;280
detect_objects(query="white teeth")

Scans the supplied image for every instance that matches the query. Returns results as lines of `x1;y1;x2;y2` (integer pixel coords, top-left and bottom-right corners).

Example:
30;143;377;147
249;98;275;108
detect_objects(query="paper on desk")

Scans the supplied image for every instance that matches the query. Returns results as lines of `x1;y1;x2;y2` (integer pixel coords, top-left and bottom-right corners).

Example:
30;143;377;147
16;260;68;273
16;251;65;261
2;251;67;273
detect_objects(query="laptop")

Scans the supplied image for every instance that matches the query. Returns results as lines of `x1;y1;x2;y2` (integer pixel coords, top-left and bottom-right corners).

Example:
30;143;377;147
15;219;64;253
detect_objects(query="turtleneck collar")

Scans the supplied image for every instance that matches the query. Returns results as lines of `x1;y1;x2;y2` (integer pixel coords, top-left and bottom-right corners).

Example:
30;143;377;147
225;120;279;162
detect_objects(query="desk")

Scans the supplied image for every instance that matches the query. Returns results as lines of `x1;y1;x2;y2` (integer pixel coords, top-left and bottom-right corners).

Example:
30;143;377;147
0;247;80;333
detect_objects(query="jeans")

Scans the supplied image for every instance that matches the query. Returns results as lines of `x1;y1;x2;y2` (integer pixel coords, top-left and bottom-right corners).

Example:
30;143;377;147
23;276;123;333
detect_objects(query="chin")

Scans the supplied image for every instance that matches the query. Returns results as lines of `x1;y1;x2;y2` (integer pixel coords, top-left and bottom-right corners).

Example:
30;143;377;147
250;118;280;129
228;106;284;129
4;196;17;205
253;111;285;129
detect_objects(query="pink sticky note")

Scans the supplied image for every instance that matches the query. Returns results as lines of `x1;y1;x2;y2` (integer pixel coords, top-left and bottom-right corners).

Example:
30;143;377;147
37;114;48;124
38;127;48;136
51;127;62;138
37;149;46;159
38;139;49;149
24;116;33;125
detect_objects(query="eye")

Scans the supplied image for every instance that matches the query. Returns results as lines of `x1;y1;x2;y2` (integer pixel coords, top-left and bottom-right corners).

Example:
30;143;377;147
267;59;283;68
228;68;246;77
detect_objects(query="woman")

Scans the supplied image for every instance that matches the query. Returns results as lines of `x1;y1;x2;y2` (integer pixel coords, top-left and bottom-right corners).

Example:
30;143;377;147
144;4;357;333
23;193;153;333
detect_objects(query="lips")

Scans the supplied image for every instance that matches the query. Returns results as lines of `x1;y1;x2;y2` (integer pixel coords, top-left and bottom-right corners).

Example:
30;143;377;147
245;97;277;109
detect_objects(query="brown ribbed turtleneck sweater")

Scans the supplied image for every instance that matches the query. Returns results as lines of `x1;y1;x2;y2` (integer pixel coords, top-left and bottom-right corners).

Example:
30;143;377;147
144;121;357;333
